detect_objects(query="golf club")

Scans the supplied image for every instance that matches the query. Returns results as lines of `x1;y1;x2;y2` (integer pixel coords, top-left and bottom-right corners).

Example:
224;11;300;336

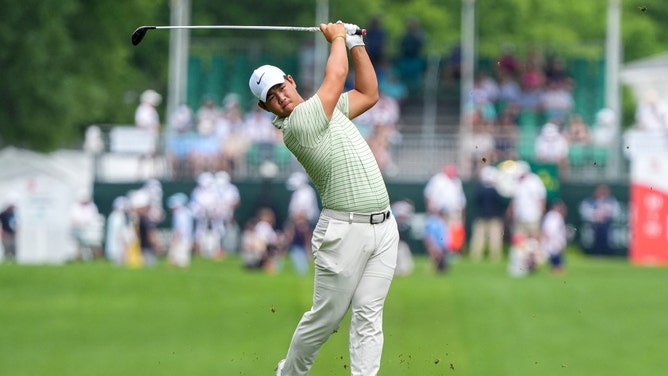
132;25;366;46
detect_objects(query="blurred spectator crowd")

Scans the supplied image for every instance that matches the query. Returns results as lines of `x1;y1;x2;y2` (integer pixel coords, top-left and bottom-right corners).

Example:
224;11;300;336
162;88;405;180
1;163;622;278
75;171;323;275
456;47;617;179
165;93;285;180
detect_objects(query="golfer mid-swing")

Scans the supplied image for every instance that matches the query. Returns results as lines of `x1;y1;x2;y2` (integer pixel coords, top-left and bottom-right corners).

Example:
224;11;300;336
249;22;399;376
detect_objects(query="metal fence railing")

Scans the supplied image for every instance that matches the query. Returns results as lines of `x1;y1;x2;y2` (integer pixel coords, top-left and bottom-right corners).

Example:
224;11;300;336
90;125;629;184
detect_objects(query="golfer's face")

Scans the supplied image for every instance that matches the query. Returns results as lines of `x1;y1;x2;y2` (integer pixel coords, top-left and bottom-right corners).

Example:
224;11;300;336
265;79;299;116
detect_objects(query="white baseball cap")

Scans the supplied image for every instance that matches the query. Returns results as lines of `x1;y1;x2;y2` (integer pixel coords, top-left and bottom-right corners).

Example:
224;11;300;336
140;89;162;106
249;65;287;102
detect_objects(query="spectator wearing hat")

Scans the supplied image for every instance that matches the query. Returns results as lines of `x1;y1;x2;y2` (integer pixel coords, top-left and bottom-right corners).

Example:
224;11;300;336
167;193;194;268
469;166;506;262
136;89;163;135
130;189;162;267
70;190;102;261
508;161;547;255
105;196;131;265
135;89;163;178
534;122;570;178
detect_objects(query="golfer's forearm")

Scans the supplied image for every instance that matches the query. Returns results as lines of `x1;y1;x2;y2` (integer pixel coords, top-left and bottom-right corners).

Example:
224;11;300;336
350;46;378;99
324;38;349;85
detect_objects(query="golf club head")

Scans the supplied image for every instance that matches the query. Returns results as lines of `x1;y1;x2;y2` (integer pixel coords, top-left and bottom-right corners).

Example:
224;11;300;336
131;26;155;46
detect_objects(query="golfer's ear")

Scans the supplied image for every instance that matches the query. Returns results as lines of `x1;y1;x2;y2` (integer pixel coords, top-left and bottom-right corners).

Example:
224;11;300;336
258;101;268;111
286;75;297;89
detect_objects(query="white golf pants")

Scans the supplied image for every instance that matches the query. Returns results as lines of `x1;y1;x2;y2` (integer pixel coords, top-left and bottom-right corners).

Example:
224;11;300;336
279;210;399;376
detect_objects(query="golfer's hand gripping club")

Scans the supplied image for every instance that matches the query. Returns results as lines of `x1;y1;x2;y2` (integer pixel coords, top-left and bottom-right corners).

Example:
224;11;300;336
343;23;365;50
345;24;366;36
336;21;366;36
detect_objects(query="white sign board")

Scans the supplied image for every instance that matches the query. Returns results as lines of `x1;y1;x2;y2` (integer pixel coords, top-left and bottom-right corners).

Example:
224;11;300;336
109;126;156;154
16;175;76;264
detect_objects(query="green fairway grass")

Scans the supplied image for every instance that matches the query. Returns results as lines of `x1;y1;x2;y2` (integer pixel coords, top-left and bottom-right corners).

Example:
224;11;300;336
1;251;667;375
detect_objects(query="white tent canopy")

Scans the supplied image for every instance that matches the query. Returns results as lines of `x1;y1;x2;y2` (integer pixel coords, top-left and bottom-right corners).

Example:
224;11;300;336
0;147;95;264
620;52;668;102
620;52;668;158
0;147;92;198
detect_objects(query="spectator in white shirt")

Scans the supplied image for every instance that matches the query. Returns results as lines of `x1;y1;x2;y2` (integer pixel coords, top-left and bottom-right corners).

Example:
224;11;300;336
541;199;568;273
134;89;163;178
535;122;570;178
508;161;547;243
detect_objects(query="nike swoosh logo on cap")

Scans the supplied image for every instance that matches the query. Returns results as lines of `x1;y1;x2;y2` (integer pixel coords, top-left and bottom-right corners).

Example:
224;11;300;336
256;73;265;85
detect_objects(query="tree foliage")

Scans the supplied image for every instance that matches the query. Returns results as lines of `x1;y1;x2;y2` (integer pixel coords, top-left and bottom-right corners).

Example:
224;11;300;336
0;0;167;151
1;0;666;151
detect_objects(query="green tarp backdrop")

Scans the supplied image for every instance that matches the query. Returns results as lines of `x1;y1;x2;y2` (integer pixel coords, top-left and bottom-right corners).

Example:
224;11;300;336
94;179;629;257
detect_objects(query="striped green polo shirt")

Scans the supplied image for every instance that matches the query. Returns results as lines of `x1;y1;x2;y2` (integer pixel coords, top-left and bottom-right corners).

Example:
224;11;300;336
272;93;389;213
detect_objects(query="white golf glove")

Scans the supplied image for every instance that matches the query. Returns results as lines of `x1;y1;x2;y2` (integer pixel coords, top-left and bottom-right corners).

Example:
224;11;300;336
337;21;365;50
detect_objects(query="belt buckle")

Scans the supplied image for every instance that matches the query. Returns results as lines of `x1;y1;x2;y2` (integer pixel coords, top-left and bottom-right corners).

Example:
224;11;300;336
369;211;387;224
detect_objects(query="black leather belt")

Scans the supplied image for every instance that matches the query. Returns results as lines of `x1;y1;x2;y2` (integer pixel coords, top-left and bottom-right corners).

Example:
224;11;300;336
322;208;391;224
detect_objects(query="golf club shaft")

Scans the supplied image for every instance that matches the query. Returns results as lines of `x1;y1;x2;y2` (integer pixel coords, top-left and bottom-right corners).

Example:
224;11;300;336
155;25;322;32
132;25;365;45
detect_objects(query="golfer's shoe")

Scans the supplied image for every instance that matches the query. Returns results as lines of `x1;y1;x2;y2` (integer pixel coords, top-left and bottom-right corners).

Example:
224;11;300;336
275;359;286;376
